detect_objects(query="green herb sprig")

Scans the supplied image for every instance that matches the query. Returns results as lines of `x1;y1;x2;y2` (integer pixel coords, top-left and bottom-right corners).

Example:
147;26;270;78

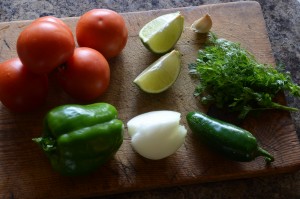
189;32;300;119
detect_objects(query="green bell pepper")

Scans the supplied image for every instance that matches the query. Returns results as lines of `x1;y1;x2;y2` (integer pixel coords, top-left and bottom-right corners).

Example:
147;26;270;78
33;103;124;176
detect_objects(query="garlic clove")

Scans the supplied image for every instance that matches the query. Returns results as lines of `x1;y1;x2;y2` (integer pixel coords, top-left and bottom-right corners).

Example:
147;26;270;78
190;14;212;33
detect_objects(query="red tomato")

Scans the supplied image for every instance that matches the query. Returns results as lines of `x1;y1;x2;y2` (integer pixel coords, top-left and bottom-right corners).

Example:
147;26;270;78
0;58;48;112
17;17;75;74
76;9;128;59
56;47;110;102
31;16;73;36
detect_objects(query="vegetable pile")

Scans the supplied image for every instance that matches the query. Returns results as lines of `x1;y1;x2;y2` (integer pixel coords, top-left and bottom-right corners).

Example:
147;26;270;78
0;10;129;175
0;9;128;112
189;33;300;119
1;10;300;177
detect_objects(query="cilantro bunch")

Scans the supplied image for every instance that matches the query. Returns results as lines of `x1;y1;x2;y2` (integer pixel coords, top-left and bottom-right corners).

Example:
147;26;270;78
189;33;300;119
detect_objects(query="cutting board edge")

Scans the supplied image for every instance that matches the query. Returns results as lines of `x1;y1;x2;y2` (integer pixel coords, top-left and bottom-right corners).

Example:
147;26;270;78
58;163;300;199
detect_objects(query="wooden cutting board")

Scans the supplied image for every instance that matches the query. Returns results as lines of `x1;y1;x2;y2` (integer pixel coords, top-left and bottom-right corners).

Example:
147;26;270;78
1;1;300;198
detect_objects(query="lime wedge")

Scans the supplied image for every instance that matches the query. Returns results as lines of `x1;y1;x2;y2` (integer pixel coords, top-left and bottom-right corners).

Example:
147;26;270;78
134;50;181;93
139;12;184;54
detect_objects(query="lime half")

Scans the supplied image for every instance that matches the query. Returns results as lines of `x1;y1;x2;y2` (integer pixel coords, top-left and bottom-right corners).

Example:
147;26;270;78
134;50;181;93
139;12;184;54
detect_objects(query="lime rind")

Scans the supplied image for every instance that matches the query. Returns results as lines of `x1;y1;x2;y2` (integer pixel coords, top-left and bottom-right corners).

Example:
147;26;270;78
139;12;184;54
134;50;181;93
139;12;180;40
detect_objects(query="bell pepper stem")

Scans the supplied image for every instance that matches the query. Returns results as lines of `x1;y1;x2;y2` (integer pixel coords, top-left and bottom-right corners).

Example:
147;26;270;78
32;137;56;152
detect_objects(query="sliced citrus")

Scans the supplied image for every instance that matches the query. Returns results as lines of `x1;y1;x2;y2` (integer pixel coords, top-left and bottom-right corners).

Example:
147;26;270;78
139;12;184;54
133;50;181;93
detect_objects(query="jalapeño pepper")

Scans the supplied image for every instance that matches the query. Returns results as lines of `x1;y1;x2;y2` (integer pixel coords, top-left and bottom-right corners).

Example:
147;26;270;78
33;103;124;176
186;111;274;163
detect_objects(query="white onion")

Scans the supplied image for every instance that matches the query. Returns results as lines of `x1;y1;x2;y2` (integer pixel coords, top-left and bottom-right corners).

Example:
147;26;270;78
127;110;187;160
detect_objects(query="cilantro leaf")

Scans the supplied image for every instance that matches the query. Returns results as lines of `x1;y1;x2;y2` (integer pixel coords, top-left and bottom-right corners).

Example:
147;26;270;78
189;32;300;119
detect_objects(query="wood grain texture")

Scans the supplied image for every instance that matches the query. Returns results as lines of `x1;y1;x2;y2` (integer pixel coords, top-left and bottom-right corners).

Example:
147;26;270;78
0;2;300;199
